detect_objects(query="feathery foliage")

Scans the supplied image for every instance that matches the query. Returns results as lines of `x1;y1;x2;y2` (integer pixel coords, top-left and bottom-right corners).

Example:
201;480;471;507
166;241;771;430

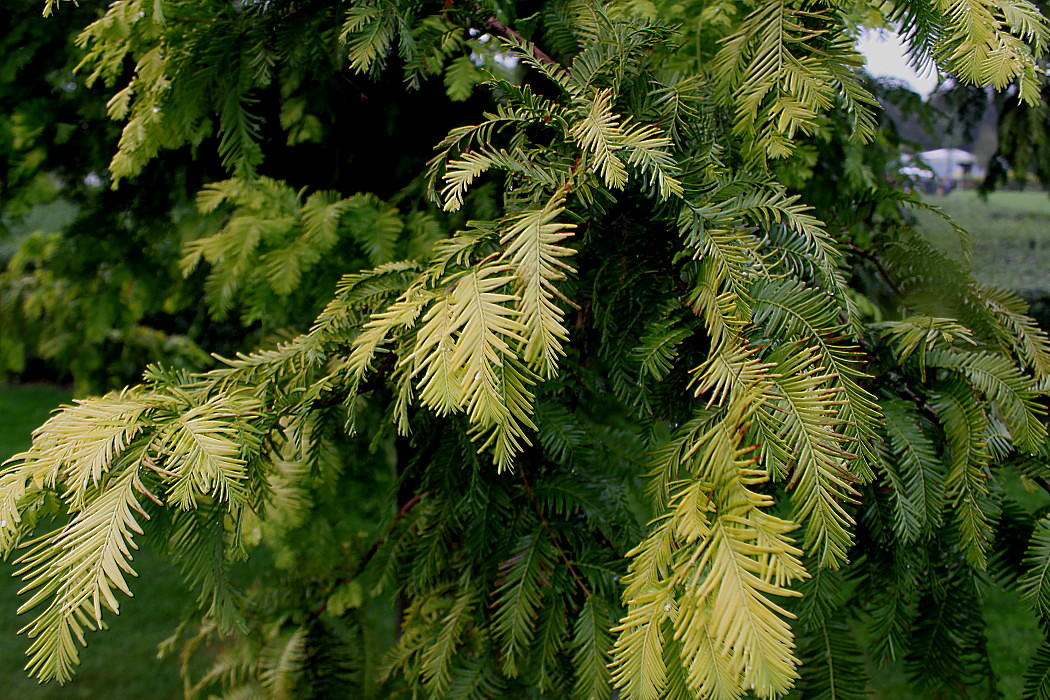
4;0;1050;698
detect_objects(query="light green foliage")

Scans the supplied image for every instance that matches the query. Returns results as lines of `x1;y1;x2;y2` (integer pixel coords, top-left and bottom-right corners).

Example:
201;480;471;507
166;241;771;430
498;191;578;375
713;0;879;161
5;1;1050;699
612;399;807;699
0;378;266;683
184;177;417;321
890;0;1048;101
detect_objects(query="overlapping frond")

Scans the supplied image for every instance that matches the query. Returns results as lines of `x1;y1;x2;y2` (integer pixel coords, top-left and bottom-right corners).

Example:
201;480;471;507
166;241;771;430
878;399;945;543
493;529;554;676
411;291;463;416
3;390;151;509
888;0;1049;104
978;285;1050;380
165;509;246;634
633;305;695;383
610;576;675;700
21;0;1050;696
348;284;431;387
421;584;478;695
874;316;975;377
341;1;401;76
449;266;532;467
725;186;847;298
613;398;807;700
930;379;994;567
498;190;578;377
687;223;769;297
426;81;573;208
571;88;628;189
902;560;990;694
1025;641;1050;700
618;120;684;199
572;595;613;700
760;344;857;567
15;463;149;683
714;1;876;160
793;618;869;700
184;178;405;321
447;655;507;700
154;392;260;509
749;278;881;480
259;625;308;699
928;347;1047;453
1021;517;1050;617
441;147;562;213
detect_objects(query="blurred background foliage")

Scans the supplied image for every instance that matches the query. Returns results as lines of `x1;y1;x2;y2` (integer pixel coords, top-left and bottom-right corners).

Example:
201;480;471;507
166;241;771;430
3;0;1050;394
0;0;491;392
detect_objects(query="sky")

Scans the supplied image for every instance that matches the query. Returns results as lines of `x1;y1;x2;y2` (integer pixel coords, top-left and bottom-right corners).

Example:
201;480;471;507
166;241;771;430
856;29;939;97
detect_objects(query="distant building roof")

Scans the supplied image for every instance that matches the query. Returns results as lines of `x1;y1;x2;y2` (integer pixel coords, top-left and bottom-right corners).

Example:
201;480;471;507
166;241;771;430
905;149;984;180
919;148;977;165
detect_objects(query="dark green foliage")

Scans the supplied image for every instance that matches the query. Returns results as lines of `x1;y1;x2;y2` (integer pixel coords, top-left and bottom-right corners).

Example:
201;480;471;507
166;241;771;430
792;620;870;700
904;550;997;698
1025;640;1050;700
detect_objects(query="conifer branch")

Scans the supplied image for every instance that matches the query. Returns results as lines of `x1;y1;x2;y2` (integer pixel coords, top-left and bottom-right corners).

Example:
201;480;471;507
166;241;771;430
849;243;901;296
482;16;571;77
12;0;1050;695
519;468;592;598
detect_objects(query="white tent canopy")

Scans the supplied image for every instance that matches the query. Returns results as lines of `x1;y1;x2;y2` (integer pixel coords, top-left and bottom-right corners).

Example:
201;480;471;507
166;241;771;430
915;148;982;181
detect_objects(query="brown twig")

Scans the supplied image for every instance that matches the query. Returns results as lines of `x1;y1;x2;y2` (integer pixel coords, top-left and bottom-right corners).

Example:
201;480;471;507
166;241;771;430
483;15;572;77
899;384;941;425
310;352;397;411
518;468;592;598
849;242;901;296
1034;476;1050;498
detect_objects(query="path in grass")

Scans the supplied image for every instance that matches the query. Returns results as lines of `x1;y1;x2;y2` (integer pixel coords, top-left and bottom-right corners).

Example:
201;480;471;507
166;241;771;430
0;384;186;699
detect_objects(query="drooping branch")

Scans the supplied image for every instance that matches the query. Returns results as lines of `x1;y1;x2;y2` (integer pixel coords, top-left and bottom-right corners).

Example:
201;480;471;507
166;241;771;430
518;468;592;598
482;15;572;77
897;382;1050;499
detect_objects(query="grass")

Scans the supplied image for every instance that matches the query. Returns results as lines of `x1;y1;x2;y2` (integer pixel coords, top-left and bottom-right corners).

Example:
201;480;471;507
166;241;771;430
915;189;1050;295
0;384;187;699
866;188;1050;698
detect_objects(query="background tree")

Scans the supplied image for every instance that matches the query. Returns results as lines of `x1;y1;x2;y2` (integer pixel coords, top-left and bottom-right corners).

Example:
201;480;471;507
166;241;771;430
0;0;216;390
4;1;1050;698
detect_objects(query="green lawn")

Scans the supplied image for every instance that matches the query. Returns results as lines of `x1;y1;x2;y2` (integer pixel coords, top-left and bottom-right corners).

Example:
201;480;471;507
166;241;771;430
0;384;187;699
916;189;1050;295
